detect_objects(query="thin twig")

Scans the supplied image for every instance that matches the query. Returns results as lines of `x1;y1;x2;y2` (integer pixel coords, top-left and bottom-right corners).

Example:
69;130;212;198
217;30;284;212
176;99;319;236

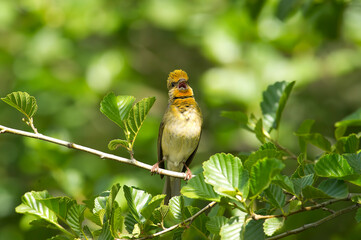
0;124;192;179
310;199;335;214
252;194;354;220
267;204;359;240
132;201;217;240
263;129;297;160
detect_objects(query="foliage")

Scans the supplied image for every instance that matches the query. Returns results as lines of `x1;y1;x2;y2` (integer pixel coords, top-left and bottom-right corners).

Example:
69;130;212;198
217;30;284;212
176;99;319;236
2;79;361;239
1;0;361;239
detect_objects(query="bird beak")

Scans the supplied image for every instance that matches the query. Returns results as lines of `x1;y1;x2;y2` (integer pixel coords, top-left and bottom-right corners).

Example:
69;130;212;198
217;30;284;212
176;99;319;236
177;79;188;91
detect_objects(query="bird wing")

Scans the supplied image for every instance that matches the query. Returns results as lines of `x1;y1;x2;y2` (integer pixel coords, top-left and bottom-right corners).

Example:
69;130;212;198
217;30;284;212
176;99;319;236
182;129;202;173
157;120;165;179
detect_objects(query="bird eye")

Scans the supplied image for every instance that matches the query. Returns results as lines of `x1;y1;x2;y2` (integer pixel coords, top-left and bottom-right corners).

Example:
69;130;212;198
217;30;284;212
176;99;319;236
171;82;176;87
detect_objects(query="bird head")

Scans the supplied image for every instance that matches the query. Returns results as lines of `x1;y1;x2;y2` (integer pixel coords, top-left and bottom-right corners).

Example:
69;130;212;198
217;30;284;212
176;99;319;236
167;70;194;100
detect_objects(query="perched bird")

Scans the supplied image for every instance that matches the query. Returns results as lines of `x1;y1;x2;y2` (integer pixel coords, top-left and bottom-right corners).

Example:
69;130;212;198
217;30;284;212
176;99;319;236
151;69;203;204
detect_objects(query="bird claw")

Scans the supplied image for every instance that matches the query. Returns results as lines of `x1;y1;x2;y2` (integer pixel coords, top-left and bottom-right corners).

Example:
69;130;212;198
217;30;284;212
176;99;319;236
184;166;193;180
151;163;161;175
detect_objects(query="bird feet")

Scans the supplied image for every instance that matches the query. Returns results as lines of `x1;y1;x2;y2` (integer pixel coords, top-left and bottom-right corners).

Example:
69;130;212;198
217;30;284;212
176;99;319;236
183;164;193;180
151;161;162;175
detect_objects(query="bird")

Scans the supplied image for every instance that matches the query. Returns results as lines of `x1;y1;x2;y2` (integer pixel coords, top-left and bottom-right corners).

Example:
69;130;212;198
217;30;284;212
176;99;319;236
151;69;203;204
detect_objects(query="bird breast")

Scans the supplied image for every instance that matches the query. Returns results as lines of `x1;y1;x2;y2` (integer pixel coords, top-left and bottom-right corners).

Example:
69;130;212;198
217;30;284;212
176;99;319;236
161;104;202;171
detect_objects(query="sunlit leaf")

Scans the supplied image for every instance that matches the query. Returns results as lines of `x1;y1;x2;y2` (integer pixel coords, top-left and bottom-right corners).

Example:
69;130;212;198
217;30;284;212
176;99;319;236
206;216;228;235
244;148;283;170
249;158;285;197
255;118;266;143
335;108;361;128
140;194;165;220
181;173;220;201
123;186;152;224
263;217;284;236
260;81;295;130
220;216;244;240
125;97;156;146
66;204;86;236
1;91;38;119
100;93;135;128
167;196;184;225
203;153;249;199
108;139;129;150
15;191;69;236
315;154;354;178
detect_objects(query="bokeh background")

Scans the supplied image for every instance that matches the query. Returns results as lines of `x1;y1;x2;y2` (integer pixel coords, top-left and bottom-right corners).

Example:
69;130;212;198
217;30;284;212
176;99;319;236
1;0;361;239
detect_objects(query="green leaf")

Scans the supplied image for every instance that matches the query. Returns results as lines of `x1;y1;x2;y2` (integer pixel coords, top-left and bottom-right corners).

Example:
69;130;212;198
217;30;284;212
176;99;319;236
124;97;156;147
181;173;220;201
250;158;285;197
15;191;65;233
100;93;136;128
335;108;361;128
296;133;331;152
111;206;123;238
255;118;266;143
315;154;354;178
344;152;361;174
302;186;331;199
203;153;249;199
206;216;228;235
263;217;284;236
336;134;359;154
264;184;285;208
98;221;113;240
244;148;284;170
123;186;152;224
1;91;38;119
66;204;86;236
260;81;295;130
295;119;315;153
351;196;361;204
167;196;184;224
106;184;121;220
318;179;348;198
335;125;347;140
292;174;314;196
355;208;361;223
244;219;265;240
183;206;209;237
140;194;165;220
108;139;129;150
272;174;295;195
124;212;137;234
220;217;244;240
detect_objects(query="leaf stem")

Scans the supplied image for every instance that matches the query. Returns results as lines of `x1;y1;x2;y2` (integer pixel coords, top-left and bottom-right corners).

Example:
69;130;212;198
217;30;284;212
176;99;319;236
0;124;192;179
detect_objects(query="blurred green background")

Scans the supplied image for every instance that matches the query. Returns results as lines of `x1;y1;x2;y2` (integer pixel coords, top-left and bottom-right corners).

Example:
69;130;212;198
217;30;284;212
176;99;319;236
1;0;361;239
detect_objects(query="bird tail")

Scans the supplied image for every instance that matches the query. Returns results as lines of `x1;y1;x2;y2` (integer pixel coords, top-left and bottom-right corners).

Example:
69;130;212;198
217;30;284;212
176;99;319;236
163;176;181;204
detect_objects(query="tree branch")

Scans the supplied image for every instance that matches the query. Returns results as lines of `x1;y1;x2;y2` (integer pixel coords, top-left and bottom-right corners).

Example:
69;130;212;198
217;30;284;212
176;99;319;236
0;124;192;179
134;201;217;240
267;204;359;240
252;194;356;220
